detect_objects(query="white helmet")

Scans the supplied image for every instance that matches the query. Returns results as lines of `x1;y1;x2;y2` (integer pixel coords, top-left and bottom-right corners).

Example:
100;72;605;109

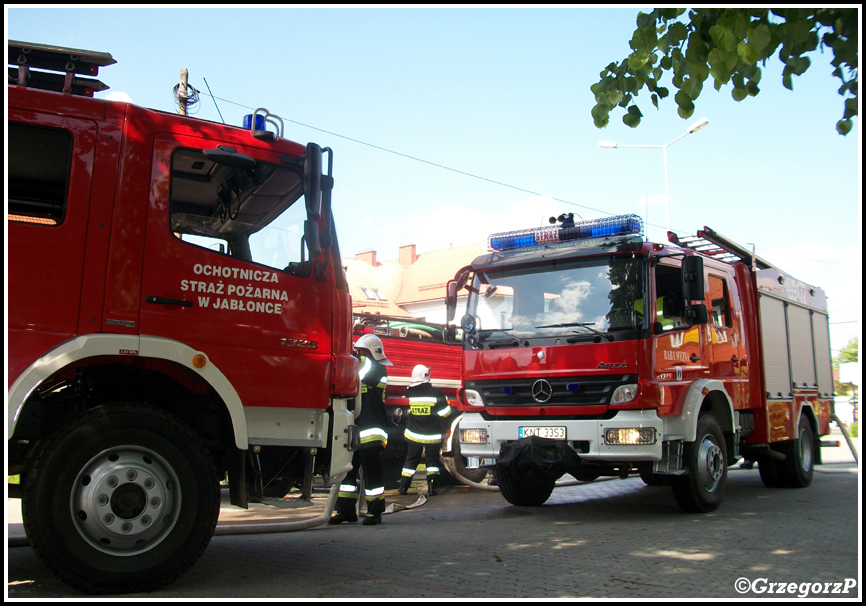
354;334;392;366
410;364;431;386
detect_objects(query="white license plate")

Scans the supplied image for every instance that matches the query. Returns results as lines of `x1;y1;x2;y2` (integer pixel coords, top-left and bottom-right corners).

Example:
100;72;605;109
518;426;566;439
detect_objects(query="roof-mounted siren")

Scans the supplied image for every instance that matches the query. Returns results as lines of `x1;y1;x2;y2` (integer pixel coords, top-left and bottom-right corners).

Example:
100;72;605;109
487;213;644;252
8;40;114;96
243;108;285;142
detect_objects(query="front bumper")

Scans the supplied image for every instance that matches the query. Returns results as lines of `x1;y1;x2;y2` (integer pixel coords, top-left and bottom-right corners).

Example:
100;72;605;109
458;409;664;463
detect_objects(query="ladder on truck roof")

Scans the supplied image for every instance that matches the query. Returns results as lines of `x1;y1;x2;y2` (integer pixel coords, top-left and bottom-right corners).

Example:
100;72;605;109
667;226;777;271
8;39;114;97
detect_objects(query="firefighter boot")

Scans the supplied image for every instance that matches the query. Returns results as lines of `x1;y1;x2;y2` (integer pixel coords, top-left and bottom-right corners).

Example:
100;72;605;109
362;498;385;526
398;476;412;495
427;475;439;496
328;499;358;525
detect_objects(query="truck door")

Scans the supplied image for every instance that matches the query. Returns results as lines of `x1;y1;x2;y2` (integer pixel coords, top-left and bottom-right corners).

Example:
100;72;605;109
137;133;333;410
653;260;709;410
706;273;747;408
7;116;96;382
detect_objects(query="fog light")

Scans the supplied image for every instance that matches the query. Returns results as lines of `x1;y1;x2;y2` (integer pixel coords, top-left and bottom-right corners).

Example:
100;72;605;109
604;427;656;445
460;428;488;444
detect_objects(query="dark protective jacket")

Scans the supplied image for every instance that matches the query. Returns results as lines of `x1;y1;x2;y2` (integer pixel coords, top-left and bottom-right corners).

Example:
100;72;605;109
403;382;452;444
356;355;388;447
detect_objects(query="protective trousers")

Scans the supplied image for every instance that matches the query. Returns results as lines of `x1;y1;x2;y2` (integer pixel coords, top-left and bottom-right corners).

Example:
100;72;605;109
335;447;385;517
400;441;442;494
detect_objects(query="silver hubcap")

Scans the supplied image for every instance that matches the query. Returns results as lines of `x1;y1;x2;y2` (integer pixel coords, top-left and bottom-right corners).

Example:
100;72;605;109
697;435;724;493
799;426;813;472
72;446;181;556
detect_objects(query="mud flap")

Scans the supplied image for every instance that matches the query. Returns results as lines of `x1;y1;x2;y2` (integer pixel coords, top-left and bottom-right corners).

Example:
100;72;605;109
496;436;581;485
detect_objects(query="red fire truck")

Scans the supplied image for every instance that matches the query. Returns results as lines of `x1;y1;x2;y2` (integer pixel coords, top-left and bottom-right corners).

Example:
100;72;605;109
351;313;487;485
446;213;833;512
7;41;359;593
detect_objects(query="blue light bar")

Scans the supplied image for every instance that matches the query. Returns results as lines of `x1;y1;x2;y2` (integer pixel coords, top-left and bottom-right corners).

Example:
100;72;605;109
487;214;644;251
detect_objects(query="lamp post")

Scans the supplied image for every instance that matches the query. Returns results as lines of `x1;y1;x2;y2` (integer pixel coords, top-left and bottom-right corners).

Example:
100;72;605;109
599;117;709;233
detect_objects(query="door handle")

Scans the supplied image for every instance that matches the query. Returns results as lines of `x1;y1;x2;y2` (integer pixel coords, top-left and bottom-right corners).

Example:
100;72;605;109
690;354;701;363
145;296;193;308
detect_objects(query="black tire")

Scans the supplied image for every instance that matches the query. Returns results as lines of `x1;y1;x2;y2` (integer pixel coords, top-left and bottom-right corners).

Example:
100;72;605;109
22;404;221;594
671;414;727;513
757;454;786;488
638;463;666;486
497;468;554;506
779;415;815;488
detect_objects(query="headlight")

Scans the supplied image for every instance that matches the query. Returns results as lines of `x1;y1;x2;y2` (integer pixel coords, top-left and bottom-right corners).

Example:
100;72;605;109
463;389;485;407
460;428;488;444
611;383;638;404
604;427;656;445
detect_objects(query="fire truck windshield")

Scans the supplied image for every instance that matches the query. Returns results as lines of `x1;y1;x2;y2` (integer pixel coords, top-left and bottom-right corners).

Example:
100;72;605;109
465;255;646;345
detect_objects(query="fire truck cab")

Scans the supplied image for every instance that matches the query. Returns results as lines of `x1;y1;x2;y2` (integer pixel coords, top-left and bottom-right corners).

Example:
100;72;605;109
448;214;833;513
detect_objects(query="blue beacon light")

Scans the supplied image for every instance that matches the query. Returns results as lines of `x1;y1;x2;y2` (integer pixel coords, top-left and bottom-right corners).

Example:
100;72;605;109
487;214;644;252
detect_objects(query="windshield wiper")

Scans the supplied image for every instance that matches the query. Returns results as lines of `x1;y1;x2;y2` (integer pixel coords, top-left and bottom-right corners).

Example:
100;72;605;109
535;322;614;342
477;328;526;347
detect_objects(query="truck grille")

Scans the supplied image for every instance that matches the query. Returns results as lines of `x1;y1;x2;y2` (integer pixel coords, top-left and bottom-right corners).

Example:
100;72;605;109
466;375;637;407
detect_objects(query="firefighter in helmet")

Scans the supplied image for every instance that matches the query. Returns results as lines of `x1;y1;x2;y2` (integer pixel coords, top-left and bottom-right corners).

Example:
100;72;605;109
399;365;452;496
329;334;391;526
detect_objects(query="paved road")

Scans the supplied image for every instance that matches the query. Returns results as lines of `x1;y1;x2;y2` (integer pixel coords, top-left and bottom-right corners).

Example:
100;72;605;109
7;433;860;599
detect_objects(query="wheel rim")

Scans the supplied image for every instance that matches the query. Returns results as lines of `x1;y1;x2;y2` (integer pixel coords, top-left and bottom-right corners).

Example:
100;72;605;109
798;426;813;472
697;434;724;493
71;446;181;556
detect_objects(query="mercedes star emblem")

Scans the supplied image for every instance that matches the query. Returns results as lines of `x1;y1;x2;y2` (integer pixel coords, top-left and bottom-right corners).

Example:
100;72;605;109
531;379;553;403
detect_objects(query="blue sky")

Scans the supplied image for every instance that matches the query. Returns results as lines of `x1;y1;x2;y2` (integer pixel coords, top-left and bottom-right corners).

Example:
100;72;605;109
6;6;861;355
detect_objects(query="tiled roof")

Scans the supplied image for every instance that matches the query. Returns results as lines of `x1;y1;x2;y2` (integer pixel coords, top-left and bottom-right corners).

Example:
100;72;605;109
396;243;486;305
343;257;410;317
342;242;485;315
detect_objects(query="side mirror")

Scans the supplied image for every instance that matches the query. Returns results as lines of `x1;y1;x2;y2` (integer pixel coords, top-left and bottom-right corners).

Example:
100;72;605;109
304;143;322;219
686;303;709;325
304;220;322;257
446;281;458;323
682;255;705;301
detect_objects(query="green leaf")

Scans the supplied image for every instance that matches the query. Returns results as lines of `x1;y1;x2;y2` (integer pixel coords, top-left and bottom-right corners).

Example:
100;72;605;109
836;118;852;135
591;103;611;122
732;87;749;102
746;24;771;52
623;112;641;128
709;24;736;52
628;52;649;70
737;41;758;65
675;89;695;118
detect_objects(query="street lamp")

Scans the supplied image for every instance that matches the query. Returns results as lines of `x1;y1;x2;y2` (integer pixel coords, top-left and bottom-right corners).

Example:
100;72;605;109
599;117;709;233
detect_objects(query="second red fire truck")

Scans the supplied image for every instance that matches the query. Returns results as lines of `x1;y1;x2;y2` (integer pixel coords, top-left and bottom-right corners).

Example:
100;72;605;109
447;213;833;512
351;313;488;485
